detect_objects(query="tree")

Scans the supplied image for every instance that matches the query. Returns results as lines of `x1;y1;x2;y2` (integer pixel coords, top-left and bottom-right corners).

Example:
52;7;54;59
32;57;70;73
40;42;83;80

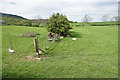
101;15;109;25
102;15;109;22
18;20;31;26
82;14;92;23
33;16;43;26
113;16;119;21
46;13;71;37
113;16;119;25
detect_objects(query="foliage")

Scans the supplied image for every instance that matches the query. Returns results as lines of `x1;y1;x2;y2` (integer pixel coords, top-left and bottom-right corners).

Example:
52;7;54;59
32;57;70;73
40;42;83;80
46;13;71;35
2;16;31;26
2;15;46;27
31;23;39;27
16;20;32;26
31;19;48;27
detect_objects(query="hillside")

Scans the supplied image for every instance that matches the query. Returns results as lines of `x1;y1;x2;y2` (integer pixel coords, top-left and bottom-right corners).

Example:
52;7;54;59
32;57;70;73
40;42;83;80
1;12;26;19
1;12;28;26
1;12;47;27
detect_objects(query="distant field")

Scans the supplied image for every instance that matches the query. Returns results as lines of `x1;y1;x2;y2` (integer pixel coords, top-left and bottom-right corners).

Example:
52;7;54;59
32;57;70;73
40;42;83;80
70;21;118;27
2;25;118;78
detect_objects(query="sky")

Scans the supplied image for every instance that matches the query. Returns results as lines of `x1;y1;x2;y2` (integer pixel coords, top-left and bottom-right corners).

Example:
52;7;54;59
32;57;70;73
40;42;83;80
0;0;119;22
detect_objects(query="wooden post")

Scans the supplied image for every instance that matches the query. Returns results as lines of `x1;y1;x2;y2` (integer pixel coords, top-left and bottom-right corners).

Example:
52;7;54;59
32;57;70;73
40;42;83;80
34;37;39;55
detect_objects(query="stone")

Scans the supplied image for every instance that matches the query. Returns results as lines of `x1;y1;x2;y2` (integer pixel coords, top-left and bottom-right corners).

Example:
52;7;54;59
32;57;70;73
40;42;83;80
71;33;73;35
67;35;70;37
60;36;64;39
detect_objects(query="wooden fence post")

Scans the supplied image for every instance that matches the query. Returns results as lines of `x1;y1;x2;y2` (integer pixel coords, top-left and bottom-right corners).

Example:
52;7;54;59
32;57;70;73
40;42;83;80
34;37;39;55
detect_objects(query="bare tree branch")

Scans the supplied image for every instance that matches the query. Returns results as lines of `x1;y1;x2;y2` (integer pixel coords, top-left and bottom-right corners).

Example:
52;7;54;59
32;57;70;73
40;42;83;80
82;14;93;23
102;15;109;22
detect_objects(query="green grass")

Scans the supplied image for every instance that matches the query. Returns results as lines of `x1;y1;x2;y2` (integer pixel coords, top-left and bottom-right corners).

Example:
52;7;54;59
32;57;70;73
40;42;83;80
2;25;118;78
70;21;118;27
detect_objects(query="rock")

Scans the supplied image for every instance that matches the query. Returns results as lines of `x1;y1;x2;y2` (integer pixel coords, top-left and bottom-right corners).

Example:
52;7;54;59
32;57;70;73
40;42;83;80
67;35;70;37
20;34;23;37
71;33;73;35
20;32;40;37
37;29;40;31
48;32;53;39
55;39;58;41
39;50;42;54
36;33;40;35
48;39;53;41
27;32;36;37
35;58;41;60
60;36;64;39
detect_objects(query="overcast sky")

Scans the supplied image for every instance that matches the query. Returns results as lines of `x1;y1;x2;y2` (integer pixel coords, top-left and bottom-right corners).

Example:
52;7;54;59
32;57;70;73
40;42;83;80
0;0;119;22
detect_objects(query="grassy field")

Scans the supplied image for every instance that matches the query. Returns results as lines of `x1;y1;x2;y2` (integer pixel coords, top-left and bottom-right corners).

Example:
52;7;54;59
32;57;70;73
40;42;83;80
69;21;118;27
2;24;118;78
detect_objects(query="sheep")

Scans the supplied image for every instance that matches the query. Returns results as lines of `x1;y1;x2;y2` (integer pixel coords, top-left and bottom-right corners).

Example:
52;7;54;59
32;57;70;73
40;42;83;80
72;38;76;40
8;49;15;54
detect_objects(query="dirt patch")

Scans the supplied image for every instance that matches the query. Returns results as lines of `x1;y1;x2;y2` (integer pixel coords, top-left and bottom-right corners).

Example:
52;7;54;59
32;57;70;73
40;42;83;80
25;56;50;61
20;32;40;37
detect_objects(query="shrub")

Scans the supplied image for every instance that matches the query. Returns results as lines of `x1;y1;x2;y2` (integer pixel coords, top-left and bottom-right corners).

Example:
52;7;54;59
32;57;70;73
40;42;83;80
46;13;71;36
32;23;39;27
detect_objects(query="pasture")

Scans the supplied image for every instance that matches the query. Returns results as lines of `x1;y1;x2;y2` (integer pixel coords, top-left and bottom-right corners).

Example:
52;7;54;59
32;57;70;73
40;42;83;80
2;24;118;78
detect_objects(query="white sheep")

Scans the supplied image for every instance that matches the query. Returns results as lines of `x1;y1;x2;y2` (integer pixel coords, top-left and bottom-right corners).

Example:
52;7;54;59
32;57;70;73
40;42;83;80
8;49;15;53
72;38;76;40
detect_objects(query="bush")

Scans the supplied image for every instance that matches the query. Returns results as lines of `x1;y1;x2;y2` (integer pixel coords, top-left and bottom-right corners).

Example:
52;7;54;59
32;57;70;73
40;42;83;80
46;13;71;36
32;23;39;27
